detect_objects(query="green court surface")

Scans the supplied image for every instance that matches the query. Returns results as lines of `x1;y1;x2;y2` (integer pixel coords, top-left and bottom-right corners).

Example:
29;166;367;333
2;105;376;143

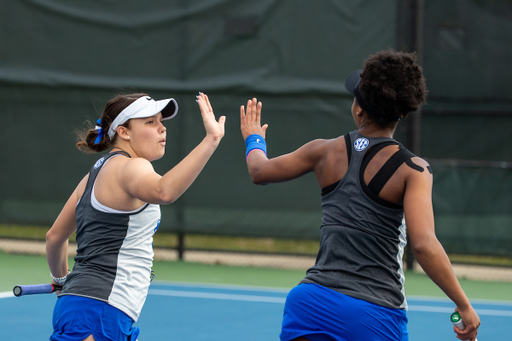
1;251;511;302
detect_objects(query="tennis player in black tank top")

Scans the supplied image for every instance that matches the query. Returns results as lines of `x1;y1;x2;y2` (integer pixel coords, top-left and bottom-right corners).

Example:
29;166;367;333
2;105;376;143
240;50;480;341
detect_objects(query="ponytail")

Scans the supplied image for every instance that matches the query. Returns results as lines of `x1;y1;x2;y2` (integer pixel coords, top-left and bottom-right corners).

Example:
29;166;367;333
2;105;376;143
75;92;148;153
75;119;114;153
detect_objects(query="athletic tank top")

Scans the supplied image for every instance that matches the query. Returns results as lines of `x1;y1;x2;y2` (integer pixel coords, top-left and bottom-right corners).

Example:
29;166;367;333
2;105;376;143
59;151;161;321
301;130;419;310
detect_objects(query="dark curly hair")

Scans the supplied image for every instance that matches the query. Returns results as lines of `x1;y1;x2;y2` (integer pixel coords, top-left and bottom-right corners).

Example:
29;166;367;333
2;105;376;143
359;49;428;124
76;93;148;153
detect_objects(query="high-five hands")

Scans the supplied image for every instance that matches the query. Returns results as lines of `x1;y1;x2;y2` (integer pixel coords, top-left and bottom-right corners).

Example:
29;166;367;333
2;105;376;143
240;98;268;141
196;92;225;142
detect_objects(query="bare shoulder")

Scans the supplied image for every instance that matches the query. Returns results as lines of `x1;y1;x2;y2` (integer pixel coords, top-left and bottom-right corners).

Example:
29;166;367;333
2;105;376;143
410;156;432;175
406;156;433;189
120;157;156;178
302;136;344;155
97;156;157;187
292;137;342;169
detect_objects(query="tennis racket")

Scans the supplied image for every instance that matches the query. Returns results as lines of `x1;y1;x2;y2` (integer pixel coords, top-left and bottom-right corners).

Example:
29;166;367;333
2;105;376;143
13;284;62;297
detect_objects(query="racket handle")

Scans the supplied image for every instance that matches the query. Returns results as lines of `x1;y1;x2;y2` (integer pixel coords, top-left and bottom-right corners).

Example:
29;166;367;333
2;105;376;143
13;284;62;297
450;311;465;329
450;312;478;341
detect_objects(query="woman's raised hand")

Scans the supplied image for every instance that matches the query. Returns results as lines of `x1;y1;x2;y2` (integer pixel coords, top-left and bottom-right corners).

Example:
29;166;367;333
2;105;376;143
196;92;225;142
240;98;268;141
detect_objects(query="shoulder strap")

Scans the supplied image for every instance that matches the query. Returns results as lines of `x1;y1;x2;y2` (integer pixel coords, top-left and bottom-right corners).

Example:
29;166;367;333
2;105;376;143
344;133;351;167
320;134;352;197
360;141;398;175
358;141;401;209
109;150;131;158
367;147;424;195
86;151;132;188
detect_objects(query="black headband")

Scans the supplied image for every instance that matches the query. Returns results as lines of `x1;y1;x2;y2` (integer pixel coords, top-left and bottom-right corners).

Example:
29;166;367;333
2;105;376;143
354;83;398;124
345;69;399;125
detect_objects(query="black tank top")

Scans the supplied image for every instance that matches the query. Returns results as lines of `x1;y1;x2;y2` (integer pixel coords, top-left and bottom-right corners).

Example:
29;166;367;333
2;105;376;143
301;130;422;310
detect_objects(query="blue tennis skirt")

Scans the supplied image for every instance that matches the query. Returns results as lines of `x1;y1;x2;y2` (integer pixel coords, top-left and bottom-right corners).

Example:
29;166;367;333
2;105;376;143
280;283;408;341
50;295;140;341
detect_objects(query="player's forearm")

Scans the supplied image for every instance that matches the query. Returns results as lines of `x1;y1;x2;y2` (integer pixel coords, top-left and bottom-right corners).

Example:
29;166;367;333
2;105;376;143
412;239;471;309
157;135;221;203
45;205;76;279
247;150;271;184
46;238;69;279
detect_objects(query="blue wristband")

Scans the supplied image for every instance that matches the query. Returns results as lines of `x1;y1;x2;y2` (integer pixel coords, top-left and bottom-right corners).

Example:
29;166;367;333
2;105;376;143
245;134;267;158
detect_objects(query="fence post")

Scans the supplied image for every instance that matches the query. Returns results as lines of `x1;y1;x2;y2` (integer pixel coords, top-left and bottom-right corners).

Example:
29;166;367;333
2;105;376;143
397;0;425;270
177;232;185;260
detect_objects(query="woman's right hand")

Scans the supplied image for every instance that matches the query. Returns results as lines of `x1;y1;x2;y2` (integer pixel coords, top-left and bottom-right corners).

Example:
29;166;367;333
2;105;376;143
240;97;268;141
196;92;225;143
454;305;480;341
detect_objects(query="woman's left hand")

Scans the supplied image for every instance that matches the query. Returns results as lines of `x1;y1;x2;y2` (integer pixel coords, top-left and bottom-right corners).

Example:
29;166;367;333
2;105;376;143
240;98;268;141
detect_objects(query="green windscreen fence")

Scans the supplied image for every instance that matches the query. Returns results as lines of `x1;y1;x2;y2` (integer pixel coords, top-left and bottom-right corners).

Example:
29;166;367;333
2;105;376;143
432;164;512;257
1;0;511;256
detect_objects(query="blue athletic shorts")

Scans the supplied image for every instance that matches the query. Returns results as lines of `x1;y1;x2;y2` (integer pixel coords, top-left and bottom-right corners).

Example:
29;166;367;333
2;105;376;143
50;295;140;341
280;283;408;341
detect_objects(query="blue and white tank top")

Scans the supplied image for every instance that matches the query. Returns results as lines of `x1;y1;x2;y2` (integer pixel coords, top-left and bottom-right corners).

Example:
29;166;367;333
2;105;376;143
59;151;161;322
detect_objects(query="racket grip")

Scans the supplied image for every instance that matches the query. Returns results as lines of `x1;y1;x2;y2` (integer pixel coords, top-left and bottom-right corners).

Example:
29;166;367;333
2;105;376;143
13;284;62;297
450;312;478;341
450;311;465;329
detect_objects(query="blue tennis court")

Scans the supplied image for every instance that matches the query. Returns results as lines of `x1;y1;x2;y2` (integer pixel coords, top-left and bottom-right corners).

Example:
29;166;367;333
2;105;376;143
1;281;510;340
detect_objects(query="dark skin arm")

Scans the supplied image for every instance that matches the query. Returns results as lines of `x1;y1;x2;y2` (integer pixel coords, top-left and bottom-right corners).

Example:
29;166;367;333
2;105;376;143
404;159;480;341
240;98;346;187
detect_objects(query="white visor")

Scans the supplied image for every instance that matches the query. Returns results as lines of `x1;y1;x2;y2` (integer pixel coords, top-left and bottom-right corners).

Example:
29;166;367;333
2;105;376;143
108;96;178;139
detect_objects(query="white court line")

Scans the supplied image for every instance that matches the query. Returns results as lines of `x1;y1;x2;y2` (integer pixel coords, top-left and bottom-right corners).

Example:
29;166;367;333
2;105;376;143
0;292;14;298
408;295;512;306
473;308;512;317
3;287;511;318
152;280;291;293
149;289;286;303
408;305;455;313
149;289;512;317
408;305;512;316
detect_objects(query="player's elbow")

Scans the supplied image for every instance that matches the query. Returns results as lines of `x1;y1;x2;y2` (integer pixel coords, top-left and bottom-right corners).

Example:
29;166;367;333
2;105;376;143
410;241;428;257
155;186;184;205
410;235;437;258
250;175;264;185
45;229;54;244
247;162;271;184
157;192;178;205
46;228;65;246
249;169;268;185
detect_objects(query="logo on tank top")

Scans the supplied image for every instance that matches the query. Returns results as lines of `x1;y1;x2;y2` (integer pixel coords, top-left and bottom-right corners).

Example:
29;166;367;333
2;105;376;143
354;137;369;151
94;157;105;169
